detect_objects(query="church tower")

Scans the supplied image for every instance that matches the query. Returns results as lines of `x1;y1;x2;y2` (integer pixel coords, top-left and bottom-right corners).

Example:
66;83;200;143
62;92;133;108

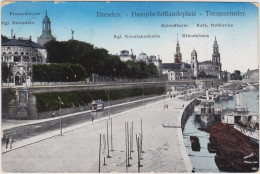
212;36;220;63
37;10;55;46
174;34;182;63
191;49;198;77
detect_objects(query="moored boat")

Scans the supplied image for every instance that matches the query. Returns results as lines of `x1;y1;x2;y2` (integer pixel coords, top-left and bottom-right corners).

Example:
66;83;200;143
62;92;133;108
222;92;259;143
194;90;222;126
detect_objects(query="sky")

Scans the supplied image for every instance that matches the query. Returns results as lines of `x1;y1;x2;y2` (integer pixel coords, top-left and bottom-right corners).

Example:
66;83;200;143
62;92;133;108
1;1;259;73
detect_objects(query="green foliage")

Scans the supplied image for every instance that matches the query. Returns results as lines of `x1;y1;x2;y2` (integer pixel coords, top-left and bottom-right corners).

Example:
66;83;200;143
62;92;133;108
33;63;87;82
1;62;12;83
34;87;165;112
45;40;158;79
2;89;16;109
230;70;242;80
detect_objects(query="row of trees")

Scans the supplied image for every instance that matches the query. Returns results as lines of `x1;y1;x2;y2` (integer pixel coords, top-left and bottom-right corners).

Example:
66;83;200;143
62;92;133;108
45;40;158;79
33;63;87;82
35;87;165;112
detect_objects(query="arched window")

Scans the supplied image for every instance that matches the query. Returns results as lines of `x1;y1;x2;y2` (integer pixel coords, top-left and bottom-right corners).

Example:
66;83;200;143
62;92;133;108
20;52;24;55
23;56;29;62
14;56;21;62
37;56;42;62
32;57;36;62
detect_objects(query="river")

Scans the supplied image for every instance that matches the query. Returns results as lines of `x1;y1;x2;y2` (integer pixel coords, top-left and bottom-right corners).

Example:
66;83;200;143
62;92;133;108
183;89;259;172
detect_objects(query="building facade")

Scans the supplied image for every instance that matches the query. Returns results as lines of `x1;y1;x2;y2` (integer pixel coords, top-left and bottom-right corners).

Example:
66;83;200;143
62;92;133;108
37;10;55;46
119;49;136;62
162;37;192;81
148;55;162;76
1;34;47;86
191;37;222;79
243;68;259;83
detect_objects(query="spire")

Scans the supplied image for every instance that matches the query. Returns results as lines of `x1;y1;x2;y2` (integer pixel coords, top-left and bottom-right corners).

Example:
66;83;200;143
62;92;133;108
214;36;217;43
177;34;179;46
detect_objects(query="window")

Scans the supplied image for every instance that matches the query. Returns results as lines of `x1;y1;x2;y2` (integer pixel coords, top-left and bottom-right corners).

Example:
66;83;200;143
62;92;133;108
14;56;21;62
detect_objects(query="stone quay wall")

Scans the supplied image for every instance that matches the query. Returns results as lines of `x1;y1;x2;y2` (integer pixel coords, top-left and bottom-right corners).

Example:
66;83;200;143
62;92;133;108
181;99;200;129
2;79;218;120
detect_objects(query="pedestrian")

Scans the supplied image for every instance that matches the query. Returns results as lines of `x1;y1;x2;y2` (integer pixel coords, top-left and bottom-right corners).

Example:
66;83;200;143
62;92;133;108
5;135;9;149
9;137;13;149
52;112;55;118
91;116;94;122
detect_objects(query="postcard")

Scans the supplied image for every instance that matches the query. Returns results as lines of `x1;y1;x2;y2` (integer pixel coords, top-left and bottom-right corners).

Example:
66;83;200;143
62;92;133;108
1;1;259;173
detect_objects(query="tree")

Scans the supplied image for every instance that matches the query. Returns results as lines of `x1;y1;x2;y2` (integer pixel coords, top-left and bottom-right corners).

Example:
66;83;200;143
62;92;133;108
230;70;242;80
33;63;87;82
45;40;159;79
1;62;12;83
146;63;158;78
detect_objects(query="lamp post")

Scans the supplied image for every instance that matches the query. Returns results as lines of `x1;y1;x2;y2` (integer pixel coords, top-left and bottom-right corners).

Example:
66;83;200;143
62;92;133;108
58;97;64;136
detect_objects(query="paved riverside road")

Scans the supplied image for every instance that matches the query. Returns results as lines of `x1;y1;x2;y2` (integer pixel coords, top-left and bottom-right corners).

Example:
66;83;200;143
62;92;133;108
2;96;194;173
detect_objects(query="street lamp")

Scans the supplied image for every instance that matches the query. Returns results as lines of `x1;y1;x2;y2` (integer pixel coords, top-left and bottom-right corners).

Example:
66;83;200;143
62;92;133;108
58;96;64;136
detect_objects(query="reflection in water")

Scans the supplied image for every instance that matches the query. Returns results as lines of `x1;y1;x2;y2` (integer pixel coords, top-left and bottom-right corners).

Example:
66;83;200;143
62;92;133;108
183;89;259;173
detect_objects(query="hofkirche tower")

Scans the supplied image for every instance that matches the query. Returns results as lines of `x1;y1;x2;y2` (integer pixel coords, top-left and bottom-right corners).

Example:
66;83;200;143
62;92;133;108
212;36;221;65
37;10;55;46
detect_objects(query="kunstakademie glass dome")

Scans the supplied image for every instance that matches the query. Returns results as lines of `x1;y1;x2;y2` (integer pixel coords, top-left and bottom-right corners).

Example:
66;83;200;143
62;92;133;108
137;52;148;62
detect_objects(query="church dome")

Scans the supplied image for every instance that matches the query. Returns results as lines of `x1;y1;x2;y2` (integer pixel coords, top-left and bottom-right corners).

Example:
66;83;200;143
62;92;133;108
137;52;148;62
191;49;197;56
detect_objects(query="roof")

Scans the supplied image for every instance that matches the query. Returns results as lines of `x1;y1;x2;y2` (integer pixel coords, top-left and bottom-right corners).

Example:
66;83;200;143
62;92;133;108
162;63;190;70
200;60;212;64
2;38;44;48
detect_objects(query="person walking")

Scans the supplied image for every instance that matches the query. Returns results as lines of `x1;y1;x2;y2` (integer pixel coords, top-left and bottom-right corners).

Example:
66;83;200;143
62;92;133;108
91;115;94;122
52;112;55;118
9;137;13;149
5;135;9;149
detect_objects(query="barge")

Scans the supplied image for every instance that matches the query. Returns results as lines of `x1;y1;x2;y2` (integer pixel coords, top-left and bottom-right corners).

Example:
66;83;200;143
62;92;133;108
209;122;259;172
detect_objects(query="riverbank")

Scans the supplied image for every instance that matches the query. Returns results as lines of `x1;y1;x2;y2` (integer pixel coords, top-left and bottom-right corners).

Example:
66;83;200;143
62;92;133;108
2;92;201;172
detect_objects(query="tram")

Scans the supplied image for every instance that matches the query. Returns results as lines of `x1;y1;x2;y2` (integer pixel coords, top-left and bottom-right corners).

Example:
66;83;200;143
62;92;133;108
90;100;104;111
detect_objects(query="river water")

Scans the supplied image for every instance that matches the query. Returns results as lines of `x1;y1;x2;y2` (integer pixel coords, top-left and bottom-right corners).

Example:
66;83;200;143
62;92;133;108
183;89;259;172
